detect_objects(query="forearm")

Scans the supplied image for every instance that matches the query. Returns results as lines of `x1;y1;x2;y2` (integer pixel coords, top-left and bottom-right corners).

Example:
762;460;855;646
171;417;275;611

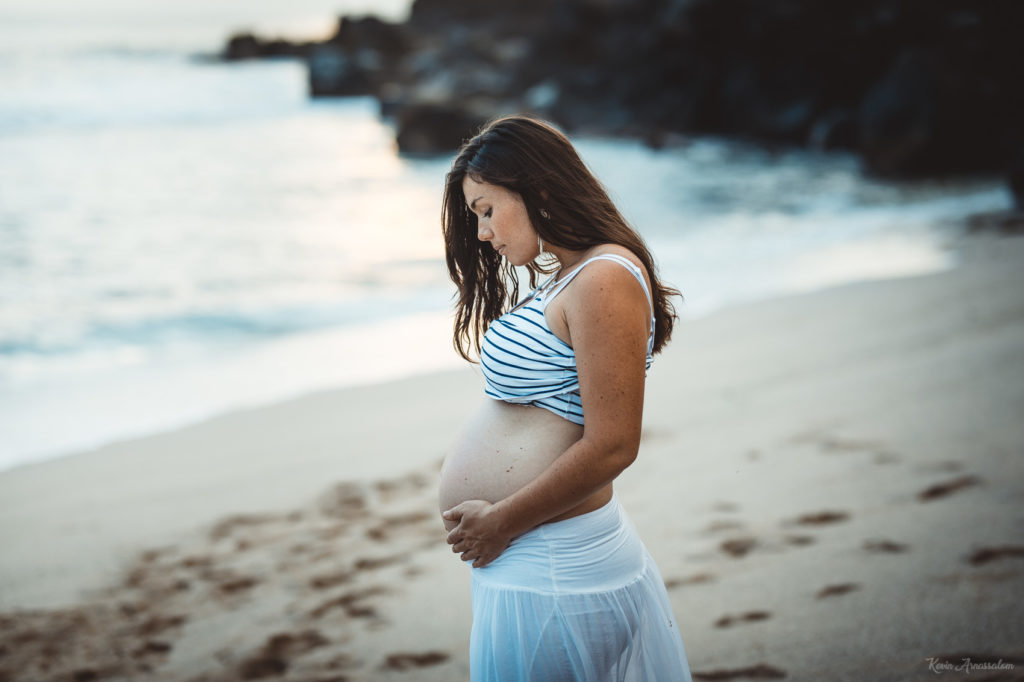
491;437;636;539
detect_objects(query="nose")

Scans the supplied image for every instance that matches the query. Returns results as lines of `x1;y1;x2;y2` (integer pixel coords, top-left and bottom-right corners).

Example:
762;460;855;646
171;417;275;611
477;222;493;242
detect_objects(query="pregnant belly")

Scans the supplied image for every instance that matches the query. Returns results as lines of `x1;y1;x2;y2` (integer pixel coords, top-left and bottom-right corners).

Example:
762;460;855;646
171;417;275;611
438;399;600;531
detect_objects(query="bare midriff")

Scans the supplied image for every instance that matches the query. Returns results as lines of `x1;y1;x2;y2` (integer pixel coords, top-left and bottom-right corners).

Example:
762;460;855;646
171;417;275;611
438;399;613;533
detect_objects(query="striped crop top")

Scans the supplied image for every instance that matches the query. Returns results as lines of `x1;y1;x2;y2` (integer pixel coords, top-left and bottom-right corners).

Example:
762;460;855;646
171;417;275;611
480;253;656;426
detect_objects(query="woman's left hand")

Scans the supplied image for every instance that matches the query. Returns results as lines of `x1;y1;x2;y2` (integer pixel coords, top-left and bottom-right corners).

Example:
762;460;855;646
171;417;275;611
443;500;512;568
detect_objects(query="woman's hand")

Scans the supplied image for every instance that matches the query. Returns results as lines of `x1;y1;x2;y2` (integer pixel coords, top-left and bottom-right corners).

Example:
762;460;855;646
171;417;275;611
442;500;512;568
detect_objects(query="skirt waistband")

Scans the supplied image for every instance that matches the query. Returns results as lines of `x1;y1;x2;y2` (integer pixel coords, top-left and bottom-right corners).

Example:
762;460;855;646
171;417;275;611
469;493;648;594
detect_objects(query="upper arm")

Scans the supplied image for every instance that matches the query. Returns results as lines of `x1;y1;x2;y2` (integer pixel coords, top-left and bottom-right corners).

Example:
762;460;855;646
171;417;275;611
561;261;651;458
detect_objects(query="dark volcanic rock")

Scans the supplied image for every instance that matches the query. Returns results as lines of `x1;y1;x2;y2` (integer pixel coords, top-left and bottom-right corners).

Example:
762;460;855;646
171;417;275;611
327;14;409;57
859;49;940;175
309;16;410;97
809;110;858;151
222;33;312;60
394;101;493;156
221;0;1024;174
408;0;554;35
223;34;262;61
308;46;374;96
1009;148;1024;210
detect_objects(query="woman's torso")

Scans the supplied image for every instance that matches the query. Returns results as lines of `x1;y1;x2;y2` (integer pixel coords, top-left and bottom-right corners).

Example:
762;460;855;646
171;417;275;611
437;399;613;532
438;247;651;533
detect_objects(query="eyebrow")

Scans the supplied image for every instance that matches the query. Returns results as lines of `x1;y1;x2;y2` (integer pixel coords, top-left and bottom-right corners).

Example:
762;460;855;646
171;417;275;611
469;195;484;211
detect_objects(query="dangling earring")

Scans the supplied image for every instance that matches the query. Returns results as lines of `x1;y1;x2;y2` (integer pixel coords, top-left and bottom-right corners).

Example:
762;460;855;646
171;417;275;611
539;208;550;219
537;235;544;255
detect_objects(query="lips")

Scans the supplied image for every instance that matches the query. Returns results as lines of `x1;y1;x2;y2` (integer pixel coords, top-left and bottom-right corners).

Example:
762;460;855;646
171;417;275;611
496;245;506;255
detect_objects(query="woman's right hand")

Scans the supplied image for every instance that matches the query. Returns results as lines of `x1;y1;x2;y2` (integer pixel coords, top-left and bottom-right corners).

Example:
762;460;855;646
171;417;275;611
443;499;514;568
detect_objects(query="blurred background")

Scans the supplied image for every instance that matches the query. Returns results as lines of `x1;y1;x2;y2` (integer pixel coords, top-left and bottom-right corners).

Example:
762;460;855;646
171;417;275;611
0;0;1019;471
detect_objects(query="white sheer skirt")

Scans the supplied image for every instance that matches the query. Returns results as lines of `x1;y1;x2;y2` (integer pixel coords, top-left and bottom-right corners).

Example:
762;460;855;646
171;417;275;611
467;494;693;682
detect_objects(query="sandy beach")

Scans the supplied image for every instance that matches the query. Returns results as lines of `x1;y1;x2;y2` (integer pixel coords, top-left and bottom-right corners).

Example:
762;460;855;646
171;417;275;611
2;231;1023;682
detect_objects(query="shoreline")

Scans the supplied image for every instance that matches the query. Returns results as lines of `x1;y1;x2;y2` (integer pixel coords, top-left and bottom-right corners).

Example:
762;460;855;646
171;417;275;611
1;231;1023;680
0;214;976;478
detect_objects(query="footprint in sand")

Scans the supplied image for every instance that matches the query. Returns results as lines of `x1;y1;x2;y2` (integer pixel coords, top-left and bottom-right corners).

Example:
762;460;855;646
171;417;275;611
863;539;909;553
718;531;818;558
713;611;771;628
719;537;758;558
309;570;355;590
692;662;787;680
136;613;188;638
179;554;215;570
353;554;407;571
664;572;715;590
308;586;390;620
918;475;983;502
816;583;860;598
236;630;330;680
382;650;451;671
791;510;849;526
967;546;1024;566
183;562;260;595
131;639;172;657
216;575;260;595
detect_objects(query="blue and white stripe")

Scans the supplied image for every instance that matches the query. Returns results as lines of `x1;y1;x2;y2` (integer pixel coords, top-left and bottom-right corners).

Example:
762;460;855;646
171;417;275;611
480;254;655;426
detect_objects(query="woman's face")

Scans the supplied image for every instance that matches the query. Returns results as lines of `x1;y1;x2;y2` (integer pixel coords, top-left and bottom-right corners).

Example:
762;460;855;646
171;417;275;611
462;175;540;267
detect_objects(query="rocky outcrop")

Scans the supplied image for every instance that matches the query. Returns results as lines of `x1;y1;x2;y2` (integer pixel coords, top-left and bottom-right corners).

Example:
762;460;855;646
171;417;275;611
221;0;1024;181
308;16;409;96
221;33;314;61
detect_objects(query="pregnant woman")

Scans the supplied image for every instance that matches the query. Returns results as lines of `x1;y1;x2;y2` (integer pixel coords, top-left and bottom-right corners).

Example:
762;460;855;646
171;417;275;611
438;115;694;681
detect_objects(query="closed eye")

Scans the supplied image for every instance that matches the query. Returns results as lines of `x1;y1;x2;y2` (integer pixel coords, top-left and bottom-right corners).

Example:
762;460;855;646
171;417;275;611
483;208;492;218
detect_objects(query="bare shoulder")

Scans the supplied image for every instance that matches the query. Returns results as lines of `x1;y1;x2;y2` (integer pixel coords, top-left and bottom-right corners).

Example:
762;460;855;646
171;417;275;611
569;245;651;304
560;248;651;324
544;244;653;347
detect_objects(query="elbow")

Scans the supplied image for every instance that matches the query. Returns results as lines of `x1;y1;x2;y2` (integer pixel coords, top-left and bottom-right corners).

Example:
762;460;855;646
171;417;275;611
587;435;640;474
608;445;639;480
616;441;640;469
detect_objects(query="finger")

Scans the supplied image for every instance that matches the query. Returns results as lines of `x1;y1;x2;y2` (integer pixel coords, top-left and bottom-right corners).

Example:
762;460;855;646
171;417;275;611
446;529;460;545
441;504;463;521
474;550;499;568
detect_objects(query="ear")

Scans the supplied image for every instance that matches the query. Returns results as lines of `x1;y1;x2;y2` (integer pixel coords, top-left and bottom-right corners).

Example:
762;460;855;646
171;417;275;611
540;188;550;201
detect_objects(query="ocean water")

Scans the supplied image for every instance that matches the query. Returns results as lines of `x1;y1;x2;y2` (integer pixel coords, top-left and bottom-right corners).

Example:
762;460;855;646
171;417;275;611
0;0;1012;471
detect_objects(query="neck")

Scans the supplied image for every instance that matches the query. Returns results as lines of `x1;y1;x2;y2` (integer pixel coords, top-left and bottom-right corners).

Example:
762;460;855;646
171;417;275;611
546;244;588;273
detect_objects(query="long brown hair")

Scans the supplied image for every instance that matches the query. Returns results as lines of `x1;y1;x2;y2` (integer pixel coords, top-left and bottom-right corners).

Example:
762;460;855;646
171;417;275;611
442;114;680;361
